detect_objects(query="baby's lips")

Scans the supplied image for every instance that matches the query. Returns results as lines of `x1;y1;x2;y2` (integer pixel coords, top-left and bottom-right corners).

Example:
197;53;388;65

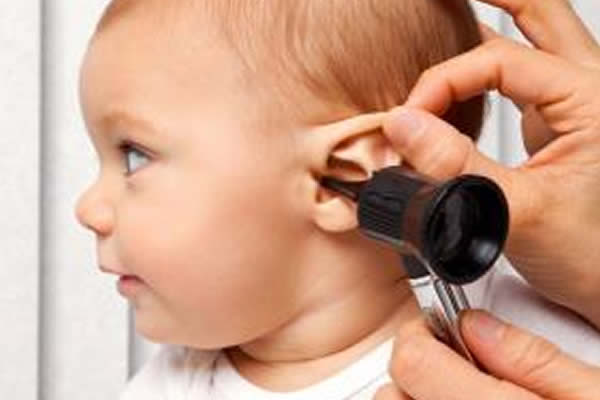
120;275;143;282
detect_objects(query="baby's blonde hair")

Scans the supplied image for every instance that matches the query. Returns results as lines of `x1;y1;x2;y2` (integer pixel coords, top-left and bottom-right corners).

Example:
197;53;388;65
97;0;484;140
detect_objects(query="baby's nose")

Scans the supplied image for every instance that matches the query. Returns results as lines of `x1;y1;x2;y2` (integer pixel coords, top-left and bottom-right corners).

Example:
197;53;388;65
74;186;114;236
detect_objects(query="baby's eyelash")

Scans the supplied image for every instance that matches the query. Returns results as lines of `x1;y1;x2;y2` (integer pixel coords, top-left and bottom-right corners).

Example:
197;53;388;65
117;139;152;176
117;139;138;154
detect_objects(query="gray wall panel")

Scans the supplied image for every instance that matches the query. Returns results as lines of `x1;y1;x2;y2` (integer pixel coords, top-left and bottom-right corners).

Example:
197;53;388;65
0;1;40;399
41;1;129;399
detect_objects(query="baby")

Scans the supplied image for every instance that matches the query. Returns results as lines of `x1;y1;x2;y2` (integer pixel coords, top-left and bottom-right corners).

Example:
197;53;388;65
75;0;485;398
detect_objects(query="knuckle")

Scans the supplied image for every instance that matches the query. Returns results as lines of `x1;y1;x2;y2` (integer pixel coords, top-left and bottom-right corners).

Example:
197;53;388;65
480;37;520;64
482;35;529;58
506;329;562;383
424;130;472;178
450;133;475;174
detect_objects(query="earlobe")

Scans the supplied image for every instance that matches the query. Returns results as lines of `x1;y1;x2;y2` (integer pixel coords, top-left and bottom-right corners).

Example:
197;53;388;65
313;194;359;232
307;112;402;233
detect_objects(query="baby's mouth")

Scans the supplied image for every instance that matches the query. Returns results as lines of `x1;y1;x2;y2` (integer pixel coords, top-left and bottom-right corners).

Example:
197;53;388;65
120;274;143;282
99;265;146;295
117;275;145;297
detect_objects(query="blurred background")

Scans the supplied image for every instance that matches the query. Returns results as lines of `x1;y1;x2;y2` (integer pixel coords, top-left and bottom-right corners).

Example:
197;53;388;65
1;1;599;399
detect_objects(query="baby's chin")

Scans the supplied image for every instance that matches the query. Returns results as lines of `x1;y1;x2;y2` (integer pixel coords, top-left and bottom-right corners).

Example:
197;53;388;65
133;317;251;350
134;327;224;350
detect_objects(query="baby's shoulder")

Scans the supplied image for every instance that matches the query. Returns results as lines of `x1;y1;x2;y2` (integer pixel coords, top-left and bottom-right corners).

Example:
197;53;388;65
120;344;221;400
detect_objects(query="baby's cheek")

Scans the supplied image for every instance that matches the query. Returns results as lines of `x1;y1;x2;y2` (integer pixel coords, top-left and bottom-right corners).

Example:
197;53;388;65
118;169;304;345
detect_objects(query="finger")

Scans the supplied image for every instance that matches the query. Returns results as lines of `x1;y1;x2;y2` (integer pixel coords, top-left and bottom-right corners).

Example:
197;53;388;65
406;38;580;120
461;310;600;400
383;107;501;179
383;106;540;231
373;384;412;400
476;0;600;64
390;321;543;400
476;24;530;113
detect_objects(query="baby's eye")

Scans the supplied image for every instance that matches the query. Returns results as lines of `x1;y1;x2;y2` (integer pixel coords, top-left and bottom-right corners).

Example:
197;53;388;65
118;141;151;176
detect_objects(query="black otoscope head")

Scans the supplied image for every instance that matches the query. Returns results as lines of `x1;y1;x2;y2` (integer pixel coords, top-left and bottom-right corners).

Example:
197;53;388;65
321;166;510;285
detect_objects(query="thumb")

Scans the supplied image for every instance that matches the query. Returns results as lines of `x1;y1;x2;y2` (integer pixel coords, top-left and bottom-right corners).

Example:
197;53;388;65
383;106;503;180
461;310;600;400
382;106;538;231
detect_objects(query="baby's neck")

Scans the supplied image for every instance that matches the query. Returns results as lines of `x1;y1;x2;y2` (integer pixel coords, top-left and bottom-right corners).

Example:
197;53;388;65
226;279;421;392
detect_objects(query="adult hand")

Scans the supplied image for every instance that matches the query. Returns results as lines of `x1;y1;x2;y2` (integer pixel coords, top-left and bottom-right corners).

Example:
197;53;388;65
383;0;600;329
373;310;600;400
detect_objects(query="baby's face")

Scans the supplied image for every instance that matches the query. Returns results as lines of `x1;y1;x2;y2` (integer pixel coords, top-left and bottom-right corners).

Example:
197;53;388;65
76;12;311;348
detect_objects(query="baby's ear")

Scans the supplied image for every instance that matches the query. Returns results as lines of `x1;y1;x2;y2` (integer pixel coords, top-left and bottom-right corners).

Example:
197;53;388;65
307;112;401;233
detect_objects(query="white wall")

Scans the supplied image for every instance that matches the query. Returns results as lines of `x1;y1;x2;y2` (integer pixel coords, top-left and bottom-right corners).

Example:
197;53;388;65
0;2;40;399
1;1;598;399
40;2;132;400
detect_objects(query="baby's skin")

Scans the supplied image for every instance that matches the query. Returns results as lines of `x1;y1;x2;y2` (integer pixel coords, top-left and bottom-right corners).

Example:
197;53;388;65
75;3;421;391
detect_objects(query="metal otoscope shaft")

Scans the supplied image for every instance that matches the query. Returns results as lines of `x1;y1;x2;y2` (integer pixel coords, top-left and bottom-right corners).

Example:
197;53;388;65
410;271;479;366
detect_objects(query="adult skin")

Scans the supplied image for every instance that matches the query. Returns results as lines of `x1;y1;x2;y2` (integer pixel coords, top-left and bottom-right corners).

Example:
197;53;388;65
375;0;600;399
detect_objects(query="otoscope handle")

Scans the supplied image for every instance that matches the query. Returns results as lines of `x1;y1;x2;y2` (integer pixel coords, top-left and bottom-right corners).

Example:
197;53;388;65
357;166;509;285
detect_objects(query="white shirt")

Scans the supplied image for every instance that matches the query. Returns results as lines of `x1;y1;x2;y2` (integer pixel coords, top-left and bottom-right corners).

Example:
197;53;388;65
120;258;600;400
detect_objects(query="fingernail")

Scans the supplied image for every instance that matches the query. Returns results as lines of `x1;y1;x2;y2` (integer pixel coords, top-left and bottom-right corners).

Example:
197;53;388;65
385;107;425;146
466;311;506;345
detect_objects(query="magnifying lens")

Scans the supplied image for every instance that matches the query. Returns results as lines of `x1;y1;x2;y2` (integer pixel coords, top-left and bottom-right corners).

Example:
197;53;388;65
321;165;509;367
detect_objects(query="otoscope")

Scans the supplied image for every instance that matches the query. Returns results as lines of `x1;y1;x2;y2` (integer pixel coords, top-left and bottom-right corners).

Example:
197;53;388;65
321;166;509;367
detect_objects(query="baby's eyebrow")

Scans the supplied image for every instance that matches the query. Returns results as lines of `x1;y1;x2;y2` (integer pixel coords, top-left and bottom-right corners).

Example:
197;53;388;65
98;109;162;139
